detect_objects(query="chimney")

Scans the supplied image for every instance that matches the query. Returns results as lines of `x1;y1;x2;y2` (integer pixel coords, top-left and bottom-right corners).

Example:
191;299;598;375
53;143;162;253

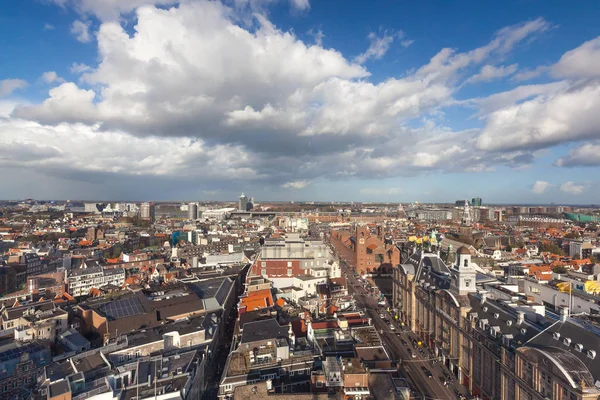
516;311;525;326
480;292;488;305
559;306;569;322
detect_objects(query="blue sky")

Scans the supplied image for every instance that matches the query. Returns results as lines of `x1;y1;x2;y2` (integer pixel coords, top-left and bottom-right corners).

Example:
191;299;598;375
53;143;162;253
0;0;599;204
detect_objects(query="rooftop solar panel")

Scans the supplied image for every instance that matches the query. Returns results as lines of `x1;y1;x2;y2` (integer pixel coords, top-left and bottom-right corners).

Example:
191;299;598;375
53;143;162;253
99;296;145;319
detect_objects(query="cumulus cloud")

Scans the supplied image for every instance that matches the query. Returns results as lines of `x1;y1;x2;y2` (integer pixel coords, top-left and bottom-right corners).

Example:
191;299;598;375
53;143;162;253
70;19;91;42
476;82;600;151
1;4;570;198
555;143;600;167
560;181;586;195
464;64;518;84
0;79;28;97
531;180;551;194
552;37;600;79
41;71;65;84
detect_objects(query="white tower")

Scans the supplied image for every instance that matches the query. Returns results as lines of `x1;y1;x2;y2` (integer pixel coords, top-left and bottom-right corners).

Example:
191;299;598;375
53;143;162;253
461;200;472;226
451;246;476;295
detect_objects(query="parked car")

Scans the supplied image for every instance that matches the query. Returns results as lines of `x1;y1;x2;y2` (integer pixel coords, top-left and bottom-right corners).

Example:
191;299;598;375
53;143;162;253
421;366;433;378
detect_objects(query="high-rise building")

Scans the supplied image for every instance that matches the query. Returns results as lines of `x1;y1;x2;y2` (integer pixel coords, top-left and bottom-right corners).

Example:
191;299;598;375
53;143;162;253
140;202;155;222
238;193;249;211
188;202;198;220
471;197;483;207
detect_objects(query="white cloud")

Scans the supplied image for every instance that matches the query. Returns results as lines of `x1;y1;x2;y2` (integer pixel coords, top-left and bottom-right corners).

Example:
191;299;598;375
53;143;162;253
416;18;552;83
464;64;518;84
13;82;97;124
531;180;551;194
400;39;414;48
355;31;400;64
560;181;586;195
512;65;549;81
281;180;310;189
41;71;65;84
70;63;92;74
289;0;309;11
476;81;600;151
552;36;600;79
555;143;600;167
44;23;55;30
48;0;178;21
1;6;564;196
0;79;28;97
70;19;91;42
0;118;259;181
308;28;324;46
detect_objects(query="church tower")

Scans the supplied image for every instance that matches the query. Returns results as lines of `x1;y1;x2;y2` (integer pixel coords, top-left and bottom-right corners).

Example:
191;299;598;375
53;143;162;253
451;246;476;295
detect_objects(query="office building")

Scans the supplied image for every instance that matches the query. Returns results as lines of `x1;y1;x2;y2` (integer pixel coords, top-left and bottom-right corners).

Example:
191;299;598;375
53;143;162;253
238;193;249;211
188;202;199;220
139;202;155;222
471;197;483;207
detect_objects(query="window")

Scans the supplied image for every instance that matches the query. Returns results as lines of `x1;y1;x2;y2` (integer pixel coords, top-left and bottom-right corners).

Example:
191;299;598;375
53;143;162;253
316;381;323;388
287;261;292;267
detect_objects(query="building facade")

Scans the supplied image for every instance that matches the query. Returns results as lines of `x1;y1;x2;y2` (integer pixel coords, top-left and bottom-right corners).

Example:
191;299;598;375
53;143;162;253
66;266;126;297
330;225;400;275
392;247;600;400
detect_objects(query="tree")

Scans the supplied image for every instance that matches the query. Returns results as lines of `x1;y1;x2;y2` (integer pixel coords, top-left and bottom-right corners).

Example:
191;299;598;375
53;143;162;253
539;243;564;256
590;255;599;264
553;265;568;274
565;232;580;239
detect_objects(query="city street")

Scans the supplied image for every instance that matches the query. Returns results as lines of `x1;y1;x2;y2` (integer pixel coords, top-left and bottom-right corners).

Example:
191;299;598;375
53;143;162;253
343;264;463;400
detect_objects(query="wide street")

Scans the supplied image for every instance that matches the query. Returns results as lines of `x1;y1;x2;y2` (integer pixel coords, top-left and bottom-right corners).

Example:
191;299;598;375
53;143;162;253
343;264;465;400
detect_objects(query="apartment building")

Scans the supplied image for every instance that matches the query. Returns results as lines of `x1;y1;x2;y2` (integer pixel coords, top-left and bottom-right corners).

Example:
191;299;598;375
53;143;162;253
252;233;341;289
392;246;600;400
65;264;125;297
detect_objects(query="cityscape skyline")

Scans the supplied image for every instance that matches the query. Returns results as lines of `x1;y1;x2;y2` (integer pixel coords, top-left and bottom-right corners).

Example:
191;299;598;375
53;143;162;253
1;1;600;202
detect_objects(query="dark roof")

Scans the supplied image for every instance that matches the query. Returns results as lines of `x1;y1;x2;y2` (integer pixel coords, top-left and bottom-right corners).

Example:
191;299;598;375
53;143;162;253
98;296;145;320
457;246;471;255
49;380;70;397
240;318;289;344
528;316;600;386
467;294;542;345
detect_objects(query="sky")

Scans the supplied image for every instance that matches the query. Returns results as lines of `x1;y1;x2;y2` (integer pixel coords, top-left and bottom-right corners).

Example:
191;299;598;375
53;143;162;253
1;0;600;203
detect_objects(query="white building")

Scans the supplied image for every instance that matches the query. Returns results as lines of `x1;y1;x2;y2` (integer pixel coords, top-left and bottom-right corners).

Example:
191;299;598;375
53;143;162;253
66;265;126;297
254;233;341;291
201;208;236;221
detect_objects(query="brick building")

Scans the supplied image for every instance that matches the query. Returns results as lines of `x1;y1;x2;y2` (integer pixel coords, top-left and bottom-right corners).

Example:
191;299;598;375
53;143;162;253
330;225;400;275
